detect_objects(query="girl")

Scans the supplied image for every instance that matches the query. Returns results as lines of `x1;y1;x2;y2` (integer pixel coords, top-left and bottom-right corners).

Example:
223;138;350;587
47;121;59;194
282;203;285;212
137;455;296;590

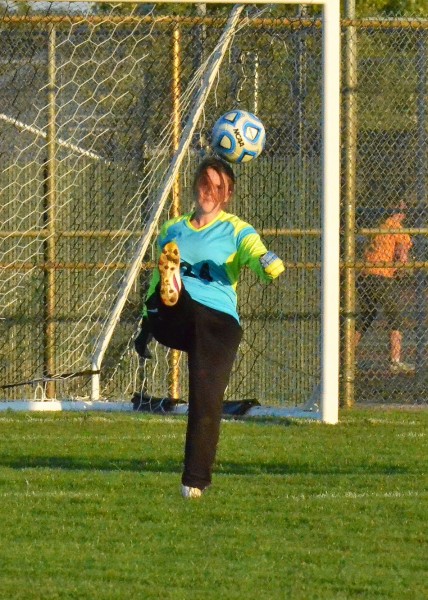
135;156;284;498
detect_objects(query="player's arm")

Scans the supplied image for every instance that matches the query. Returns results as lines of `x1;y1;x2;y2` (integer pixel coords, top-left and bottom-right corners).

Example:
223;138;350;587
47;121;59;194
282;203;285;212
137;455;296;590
238;230;285;282
394;234;412;263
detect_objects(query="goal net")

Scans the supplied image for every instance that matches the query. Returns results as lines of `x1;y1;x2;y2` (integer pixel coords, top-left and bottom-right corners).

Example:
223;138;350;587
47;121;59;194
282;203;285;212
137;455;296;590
0;1;339;421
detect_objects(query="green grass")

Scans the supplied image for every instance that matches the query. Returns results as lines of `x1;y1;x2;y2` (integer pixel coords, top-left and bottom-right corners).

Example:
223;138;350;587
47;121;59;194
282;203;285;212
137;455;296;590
0;409;426;600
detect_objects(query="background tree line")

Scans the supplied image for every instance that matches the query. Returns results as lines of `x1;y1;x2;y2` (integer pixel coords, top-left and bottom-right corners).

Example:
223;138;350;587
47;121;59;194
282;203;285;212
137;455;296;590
1;1;427;18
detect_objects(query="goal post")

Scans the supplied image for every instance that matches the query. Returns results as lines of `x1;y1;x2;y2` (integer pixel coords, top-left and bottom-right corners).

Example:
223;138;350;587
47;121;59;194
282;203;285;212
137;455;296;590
321;0;341;424
0;1;340;424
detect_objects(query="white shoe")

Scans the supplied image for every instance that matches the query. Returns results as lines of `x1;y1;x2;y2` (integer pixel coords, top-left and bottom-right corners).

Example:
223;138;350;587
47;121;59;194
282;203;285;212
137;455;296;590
159;241;181;306
181;485;203;499
390;360;415;374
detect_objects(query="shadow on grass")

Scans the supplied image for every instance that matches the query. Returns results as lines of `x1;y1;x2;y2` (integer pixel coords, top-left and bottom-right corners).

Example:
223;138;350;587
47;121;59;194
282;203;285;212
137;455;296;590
0;455;411;476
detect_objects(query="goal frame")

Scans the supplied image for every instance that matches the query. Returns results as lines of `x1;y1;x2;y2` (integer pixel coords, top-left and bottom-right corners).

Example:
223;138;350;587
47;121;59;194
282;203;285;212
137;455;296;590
19;0;341;424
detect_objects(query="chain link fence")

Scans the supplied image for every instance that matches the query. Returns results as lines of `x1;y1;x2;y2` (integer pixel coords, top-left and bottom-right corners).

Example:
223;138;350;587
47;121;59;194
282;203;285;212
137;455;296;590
0;3;426;407
342;18;428;406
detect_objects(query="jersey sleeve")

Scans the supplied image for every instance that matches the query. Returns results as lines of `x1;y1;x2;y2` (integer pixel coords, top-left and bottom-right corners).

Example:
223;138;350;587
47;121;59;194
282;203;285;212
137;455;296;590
237;227;285;283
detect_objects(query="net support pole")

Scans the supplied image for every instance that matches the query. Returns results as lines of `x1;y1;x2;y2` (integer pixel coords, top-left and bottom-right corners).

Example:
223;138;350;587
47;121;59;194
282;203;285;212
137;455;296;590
320;0;340;424
90;4;245;400
43;25;57;400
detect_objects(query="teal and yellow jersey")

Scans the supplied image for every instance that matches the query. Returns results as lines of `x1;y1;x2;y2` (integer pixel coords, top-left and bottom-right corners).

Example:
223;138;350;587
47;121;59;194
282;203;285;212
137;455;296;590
145;211;284;323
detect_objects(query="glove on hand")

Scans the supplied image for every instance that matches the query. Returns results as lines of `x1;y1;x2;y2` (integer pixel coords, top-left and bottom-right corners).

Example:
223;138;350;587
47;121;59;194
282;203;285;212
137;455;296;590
134;319;153;360
260;251;285;279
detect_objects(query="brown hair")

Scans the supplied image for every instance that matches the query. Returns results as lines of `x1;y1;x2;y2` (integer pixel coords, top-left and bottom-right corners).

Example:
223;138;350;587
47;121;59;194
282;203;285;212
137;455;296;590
193;156;235;205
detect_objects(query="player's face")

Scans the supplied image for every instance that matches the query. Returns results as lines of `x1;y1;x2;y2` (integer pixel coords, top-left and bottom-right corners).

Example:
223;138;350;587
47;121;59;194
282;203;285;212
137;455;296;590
394;201;407;223
196;167;232;216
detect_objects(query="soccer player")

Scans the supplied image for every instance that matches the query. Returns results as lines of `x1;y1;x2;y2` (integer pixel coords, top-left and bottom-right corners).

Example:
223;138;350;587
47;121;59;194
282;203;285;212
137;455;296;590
135;156;285;498
355;201;414;373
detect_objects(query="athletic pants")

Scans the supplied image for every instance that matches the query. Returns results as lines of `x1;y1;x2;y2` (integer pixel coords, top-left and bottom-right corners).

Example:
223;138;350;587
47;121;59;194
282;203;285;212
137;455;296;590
141;287;243;490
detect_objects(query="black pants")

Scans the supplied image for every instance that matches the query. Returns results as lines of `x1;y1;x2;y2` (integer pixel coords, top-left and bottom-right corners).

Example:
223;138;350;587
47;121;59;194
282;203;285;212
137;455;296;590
139;287;243;490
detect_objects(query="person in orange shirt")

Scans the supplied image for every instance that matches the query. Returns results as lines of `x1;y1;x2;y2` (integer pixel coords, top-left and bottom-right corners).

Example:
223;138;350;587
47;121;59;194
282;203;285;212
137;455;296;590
355;203;414;373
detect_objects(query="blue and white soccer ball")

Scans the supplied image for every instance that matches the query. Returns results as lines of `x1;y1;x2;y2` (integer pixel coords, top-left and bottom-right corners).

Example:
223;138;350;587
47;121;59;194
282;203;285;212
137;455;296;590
211;109;266;164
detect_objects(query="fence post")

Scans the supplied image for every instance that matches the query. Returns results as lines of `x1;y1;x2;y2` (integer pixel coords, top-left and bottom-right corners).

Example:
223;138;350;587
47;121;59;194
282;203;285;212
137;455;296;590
169;22;182;401
414;31;428;384
342;0;358;408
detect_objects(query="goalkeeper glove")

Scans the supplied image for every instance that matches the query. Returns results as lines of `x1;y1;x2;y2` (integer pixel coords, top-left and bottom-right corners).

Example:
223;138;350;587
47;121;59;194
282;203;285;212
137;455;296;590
260;251;285;279
134;318;153;360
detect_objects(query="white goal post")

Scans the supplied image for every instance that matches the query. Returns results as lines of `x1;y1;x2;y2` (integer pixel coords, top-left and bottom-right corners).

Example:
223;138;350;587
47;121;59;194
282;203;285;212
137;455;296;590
1;1;340;424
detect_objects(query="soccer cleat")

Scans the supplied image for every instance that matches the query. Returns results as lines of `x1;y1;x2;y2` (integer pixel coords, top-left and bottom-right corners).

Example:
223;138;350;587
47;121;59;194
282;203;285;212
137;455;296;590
389;360;415;374
159;241;181;306
181;485;203;499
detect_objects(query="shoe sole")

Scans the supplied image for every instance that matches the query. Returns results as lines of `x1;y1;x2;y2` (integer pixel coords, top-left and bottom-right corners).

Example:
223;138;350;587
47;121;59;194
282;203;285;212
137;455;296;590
159;242;181;306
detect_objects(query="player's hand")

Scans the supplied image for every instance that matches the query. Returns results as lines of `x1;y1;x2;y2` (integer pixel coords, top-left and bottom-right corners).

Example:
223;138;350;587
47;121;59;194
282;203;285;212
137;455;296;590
260;251;285;279
134;319;153;360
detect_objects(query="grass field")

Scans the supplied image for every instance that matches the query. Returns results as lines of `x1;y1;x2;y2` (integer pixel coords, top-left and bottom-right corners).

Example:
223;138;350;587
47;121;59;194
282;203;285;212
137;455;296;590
0;408;426;600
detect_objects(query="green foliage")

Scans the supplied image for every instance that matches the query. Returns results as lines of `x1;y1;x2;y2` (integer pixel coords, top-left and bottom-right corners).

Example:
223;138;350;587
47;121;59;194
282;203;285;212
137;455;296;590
5;0;428;17
346;0;428;17
0;409;426;599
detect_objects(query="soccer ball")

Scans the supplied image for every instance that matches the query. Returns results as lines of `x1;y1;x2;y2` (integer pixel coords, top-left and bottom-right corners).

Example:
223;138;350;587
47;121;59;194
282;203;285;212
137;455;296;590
211;109;266;164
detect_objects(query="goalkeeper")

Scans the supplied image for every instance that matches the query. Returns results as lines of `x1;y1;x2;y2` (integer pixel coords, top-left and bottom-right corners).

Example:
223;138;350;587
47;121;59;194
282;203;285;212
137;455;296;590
135;156;285;499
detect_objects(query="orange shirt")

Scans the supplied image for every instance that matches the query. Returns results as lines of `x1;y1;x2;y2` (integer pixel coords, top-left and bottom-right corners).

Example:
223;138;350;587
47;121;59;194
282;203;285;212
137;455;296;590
362;216;412;278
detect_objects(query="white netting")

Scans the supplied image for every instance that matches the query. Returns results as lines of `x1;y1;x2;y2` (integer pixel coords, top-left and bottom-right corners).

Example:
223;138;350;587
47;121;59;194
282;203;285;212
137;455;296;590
1;2;325;406
1;2;277;401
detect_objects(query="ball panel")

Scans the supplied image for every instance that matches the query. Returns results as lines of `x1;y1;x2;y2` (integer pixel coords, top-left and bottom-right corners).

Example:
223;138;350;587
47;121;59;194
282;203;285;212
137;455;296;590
218;132;235;151
223;111;240;124
243;122;263;144
237;148;258;163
